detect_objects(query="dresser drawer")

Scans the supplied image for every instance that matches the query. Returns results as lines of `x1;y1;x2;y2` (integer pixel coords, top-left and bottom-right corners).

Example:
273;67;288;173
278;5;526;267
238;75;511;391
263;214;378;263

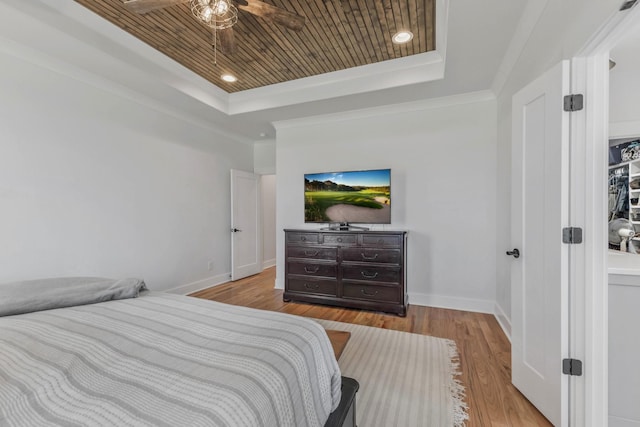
322;234;357;245
288;262;337;278
287;278;337;296
341;248;401;264
362;234;403;247
342;282;401;303
341;265;401;283
286;232;320;244
287;246;337;260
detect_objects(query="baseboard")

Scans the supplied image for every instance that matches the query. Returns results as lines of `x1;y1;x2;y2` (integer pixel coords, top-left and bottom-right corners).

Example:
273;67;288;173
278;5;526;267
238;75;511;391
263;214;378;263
494;302;512;342
408;292;494;314
262;258;276;269
274;276;284;290
165;272;231;295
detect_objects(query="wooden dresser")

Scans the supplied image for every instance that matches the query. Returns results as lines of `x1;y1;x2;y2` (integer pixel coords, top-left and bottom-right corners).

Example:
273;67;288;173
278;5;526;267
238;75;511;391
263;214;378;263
283;229;408;316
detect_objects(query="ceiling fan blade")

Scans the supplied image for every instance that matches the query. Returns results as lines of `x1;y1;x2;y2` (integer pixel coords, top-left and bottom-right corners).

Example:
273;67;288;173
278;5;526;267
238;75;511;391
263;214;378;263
123;0;188;14
217;28;237;55
237;0;306;31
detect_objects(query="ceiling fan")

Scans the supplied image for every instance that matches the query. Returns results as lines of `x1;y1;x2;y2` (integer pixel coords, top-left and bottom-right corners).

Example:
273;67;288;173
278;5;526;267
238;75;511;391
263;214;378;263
123;0;306;55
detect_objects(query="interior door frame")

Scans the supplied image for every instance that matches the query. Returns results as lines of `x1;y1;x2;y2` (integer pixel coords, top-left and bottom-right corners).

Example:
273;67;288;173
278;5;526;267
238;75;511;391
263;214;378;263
568;4;640;426
565;54;608;427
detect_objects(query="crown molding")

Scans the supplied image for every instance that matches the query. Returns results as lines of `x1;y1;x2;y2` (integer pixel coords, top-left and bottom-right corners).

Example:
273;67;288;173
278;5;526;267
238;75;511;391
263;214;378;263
229;51;445;115
272;90;496;131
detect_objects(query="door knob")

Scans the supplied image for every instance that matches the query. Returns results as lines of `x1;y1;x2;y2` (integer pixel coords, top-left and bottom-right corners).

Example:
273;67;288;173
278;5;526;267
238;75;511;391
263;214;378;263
231;228;242;233
506;248;520;258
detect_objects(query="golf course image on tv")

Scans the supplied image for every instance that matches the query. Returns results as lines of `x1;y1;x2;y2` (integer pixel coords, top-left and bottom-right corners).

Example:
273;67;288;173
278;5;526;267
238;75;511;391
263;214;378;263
304;169;391;224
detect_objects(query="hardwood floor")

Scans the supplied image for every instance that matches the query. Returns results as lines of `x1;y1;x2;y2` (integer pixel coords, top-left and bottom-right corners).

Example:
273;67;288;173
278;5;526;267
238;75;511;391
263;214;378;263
191;267;551;427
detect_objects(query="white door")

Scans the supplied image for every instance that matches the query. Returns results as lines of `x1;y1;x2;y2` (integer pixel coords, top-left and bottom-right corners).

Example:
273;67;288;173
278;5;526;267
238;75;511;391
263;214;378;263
510;61;570;426
230;169;262;281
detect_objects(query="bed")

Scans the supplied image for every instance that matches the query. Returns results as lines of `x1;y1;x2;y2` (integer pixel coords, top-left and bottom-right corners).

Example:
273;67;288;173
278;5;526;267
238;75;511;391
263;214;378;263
0;277;349;427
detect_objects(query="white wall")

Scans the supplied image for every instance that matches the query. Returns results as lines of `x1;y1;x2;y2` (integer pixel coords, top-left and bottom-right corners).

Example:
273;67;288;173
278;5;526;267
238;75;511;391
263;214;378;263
274;94;498;313
254;140;276;175
261;175;277;269
608;275;640;426
254;142;277;269
610;65;640;135
0;51;253;292
610;27;640;138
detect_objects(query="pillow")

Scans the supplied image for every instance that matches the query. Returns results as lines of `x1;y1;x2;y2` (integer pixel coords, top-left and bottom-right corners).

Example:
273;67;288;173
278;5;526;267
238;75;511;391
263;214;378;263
0;277;147;317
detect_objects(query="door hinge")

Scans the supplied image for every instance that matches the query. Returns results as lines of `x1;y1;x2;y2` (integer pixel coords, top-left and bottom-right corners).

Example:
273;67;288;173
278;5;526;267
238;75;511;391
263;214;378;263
562;227;583;244
620;0;637;11
562;358;583;376
563;94;584;112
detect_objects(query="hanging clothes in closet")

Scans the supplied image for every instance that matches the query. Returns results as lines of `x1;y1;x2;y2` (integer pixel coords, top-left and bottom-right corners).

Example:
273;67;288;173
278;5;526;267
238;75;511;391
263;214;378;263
609;165;629;221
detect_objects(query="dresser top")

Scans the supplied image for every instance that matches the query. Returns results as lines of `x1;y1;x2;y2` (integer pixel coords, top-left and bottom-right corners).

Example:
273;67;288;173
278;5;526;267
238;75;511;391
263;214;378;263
284;228;407;235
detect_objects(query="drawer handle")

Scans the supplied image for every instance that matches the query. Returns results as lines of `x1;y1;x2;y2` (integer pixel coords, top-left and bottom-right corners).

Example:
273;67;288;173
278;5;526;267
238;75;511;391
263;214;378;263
304;283;320;290
361;252;379;260
337;237;343;242
301;236;307;241
304;250;319;256
360;271;379;279
361;288;379;296
304;266;320;273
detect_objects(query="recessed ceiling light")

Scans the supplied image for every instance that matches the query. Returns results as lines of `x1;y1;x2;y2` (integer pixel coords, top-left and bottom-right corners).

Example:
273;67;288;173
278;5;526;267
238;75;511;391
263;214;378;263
392;31;413;44
221;74;237;82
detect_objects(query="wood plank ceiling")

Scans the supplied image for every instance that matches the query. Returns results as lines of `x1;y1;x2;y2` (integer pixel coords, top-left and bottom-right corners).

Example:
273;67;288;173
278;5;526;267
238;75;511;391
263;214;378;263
74;1;435;93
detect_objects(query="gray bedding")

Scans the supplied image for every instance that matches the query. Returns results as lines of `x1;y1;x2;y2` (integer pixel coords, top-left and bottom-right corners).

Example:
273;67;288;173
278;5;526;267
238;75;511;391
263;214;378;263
0;292;342;426
0;277;147;317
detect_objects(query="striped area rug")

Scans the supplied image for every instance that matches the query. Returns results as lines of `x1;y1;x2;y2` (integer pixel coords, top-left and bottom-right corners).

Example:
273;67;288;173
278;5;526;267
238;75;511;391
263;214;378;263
315;319;468;427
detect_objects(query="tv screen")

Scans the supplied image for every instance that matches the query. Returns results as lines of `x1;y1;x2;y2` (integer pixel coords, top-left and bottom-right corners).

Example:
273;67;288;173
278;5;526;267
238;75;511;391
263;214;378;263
304;169;391;224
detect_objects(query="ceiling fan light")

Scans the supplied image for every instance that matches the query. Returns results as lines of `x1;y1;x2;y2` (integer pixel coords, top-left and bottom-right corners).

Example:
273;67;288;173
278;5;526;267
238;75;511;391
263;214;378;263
214;1;229;16
191;0;237;29
392;31;413;44
202;7;213;20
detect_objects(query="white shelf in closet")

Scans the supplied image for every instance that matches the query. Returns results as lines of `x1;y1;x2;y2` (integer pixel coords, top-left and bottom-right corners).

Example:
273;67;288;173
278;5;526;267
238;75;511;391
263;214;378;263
628;158;640;175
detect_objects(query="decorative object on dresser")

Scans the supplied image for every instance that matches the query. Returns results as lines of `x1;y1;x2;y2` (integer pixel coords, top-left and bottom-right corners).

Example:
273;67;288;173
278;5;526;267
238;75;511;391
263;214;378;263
284;229;408;316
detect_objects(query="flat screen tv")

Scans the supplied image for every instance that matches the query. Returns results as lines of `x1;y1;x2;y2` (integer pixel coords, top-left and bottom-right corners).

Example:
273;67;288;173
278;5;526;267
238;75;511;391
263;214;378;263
304;168;391;224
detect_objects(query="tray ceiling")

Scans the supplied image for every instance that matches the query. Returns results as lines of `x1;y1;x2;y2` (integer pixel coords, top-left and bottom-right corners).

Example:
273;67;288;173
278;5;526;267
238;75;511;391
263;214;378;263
74;0;436;93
